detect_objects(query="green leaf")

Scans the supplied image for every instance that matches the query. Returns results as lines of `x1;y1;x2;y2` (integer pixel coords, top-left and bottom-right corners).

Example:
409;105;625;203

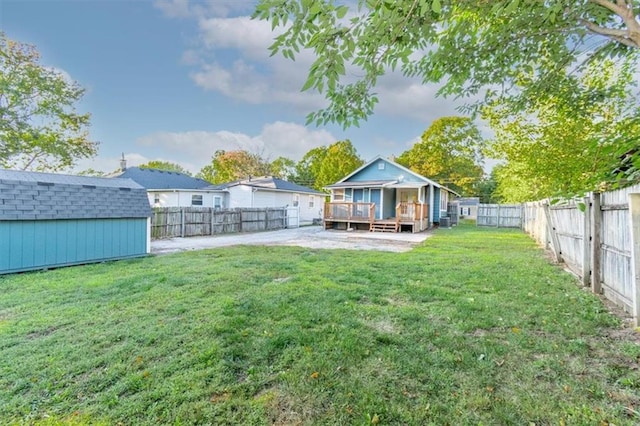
336;5;348;19
432;0;442;14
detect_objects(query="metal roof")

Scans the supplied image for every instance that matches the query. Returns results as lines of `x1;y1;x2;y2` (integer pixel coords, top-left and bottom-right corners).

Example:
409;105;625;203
110;167;211;190
0;169;151;221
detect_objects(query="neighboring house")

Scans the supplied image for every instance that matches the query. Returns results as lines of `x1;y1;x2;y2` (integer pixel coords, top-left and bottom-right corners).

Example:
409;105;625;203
454;197;480;220
0;169;151;274
110;166;225;208
324;155;459;232
212;176;326;225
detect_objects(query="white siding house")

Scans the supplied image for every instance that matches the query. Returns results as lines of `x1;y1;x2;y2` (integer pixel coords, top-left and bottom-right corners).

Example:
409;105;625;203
218;176;326;225
147;190;226;208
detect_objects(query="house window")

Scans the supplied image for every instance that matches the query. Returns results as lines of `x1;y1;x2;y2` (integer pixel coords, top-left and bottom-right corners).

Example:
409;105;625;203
334;189;345;201
293;194;299;207
460;207;470;216
214;196;222;209
378;162;385;170
440;191;448;208
309;195;315;208
192;194;203;206
153;194;160;205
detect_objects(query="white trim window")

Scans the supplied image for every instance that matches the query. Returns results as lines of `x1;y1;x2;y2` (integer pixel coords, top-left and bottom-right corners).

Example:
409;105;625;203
333;189;345;201
214;196;222;209
293;194;300;207
192;194;203;206
440;191;448;209
153;194;160;205
309;195;315;208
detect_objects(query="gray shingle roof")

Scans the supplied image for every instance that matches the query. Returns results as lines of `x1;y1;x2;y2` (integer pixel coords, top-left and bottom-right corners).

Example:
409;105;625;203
0;169;152;221
111;167;211;190
211;176;325;195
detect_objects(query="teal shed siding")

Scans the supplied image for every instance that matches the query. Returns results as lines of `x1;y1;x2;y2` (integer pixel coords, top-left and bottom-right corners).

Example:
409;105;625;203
0;169;152;275
0;218;148;274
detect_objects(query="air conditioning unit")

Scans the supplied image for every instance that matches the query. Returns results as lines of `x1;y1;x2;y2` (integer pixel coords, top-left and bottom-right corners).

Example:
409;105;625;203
440;217;450;228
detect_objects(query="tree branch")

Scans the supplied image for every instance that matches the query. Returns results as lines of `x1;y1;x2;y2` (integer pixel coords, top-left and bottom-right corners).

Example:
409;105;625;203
589;0;628;16
584;0;640;48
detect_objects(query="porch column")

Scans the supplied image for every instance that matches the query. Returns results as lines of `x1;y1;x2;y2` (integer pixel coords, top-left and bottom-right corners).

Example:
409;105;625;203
428;185;434;226
379;189;384;220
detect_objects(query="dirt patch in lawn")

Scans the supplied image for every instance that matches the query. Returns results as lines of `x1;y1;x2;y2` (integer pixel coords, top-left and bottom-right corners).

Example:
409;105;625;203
151;226;432;254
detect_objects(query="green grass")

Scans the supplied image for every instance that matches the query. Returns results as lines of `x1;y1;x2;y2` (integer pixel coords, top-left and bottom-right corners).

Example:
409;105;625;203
1;224;639;424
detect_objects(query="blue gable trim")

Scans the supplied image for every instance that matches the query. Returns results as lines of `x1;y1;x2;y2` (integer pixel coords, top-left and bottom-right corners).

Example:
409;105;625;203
348;159;426;183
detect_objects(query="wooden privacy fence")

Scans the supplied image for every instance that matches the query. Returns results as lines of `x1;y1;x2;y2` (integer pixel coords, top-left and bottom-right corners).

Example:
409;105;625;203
522;183;640;325
477;204;523;228
151;207;288;239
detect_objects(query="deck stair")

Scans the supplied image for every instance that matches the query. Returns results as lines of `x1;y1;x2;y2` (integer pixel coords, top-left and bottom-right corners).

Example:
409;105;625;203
370;221;398;232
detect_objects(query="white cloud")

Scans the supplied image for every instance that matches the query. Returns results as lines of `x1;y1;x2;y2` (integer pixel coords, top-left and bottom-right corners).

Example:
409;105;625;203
153;0;191;18
133;121;336;174
161;5;473;124
154;0;254;19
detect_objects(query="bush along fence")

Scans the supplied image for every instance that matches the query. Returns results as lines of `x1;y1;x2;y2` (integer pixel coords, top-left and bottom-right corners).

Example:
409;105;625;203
520;183;640;325
151;207;289;239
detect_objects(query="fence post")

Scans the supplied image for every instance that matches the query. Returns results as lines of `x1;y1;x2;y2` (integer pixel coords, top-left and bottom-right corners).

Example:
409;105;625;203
628;193;640;326
496;204;501;227
582;194;591;288
265;208;269;230
543;203;562;263
180;208;185;238
210;208;214;236
590;193;602;294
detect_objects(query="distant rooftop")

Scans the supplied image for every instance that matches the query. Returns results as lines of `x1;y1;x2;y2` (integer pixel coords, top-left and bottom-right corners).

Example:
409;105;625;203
212;176;325;195
110;167;212;190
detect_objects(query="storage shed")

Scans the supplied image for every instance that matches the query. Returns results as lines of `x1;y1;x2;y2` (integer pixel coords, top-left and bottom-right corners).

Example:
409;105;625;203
0;169;152;274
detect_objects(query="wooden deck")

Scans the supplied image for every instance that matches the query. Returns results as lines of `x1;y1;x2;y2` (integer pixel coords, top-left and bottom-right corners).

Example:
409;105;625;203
324;202;429;233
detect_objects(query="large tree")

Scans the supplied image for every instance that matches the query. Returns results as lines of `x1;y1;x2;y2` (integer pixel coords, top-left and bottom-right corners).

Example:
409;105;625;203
198;150;272;184
293;140;362;190
269;156;297;180
315;139;363;189
396;116;484;195
254;1;640;127
0;33;97;171
139;160;192;176
484;57;640;202
293;146;328;188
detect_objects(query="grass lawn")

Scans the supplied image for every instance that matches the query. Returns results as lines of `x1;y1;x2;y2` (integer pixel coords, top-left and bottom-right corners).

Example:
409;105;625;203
1;224;640;425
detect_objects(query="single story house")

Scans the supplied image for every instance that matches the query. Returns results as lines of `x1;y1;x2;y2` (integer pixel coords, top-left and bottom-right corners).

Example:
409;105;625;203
211;176;326;225
324;155;459;232
0;169;151;274
111;161;325;226
454;197;480;220
110;166;222;208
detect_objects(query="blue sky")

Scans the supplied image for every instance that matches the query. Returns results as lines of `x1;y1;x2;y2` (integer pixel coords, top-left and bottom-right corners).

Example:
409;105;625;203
2;0;481;175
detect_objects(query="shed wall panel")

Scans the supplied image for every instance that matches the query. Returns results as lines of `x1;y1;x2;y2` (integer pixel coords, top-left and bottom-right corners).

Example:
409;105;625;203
0;218;148;274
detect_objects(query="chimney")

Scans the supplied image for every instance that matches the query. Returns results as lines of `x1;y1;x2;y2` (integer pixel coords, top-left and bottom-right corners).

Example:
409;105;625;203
119;153;127;171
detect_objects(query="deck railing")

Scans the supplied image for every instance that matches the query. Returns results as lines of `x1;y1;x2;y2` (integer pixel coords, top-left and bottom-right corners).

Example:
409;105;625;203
396;202;428;221
324;202;375;222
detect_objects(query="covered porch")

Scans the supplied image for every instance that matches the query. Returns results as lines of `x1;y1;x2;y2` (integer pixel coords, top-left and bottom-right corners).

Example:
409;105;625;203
323;201;429;233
